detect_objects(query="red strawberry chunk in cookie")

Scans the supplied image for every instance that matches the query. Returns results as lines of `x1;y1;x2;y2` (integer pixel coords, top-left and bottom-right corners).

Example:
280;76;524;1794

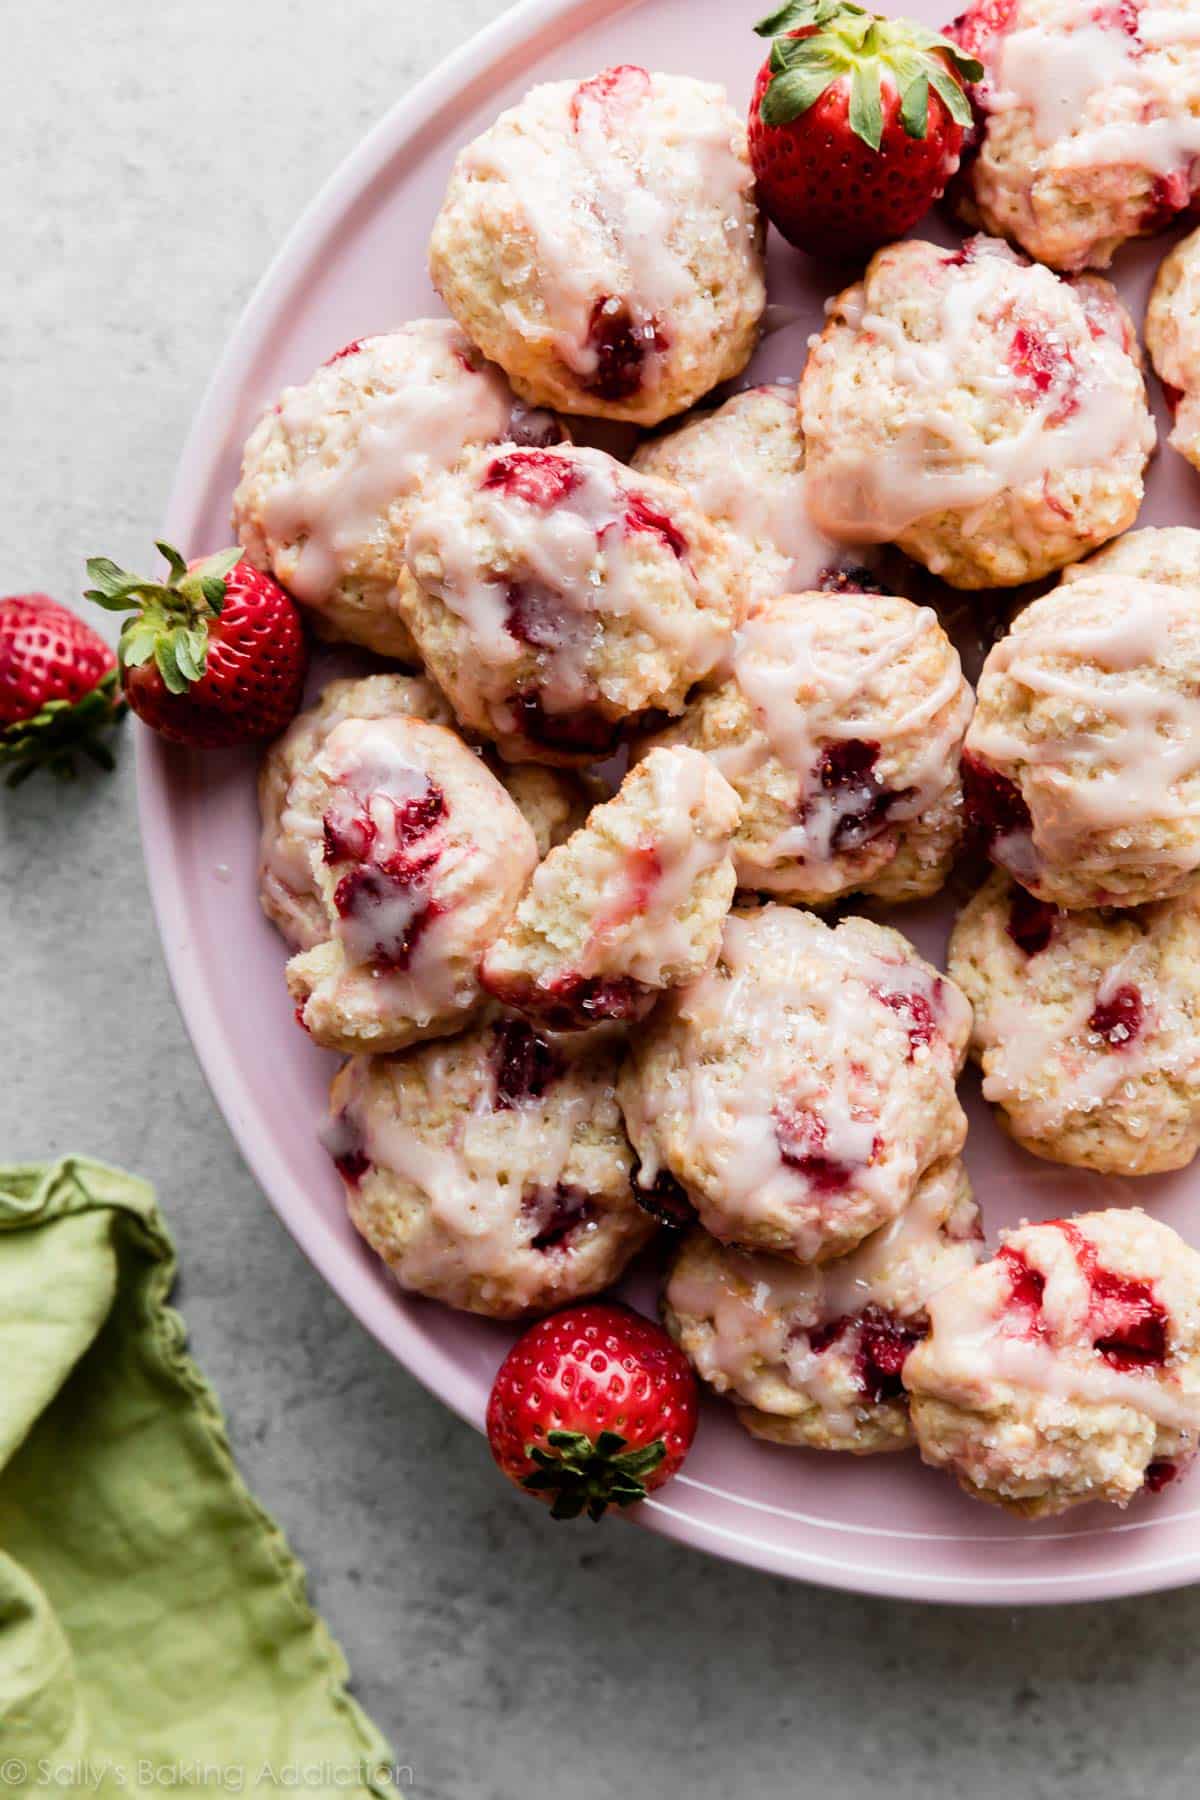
322;802;377;865
583;297;668;403
483;449;584;510
623;494;687;559
875;985;938;1056
997;1244;1048;1336
1006;885;1058;956
811;737;914;854
491;1018;566;1110
774;1105;856;1193
521;1181;597;1252
1088;983;1144;1048
1008;323;1079;423
1056;1221;1169;1370
805;1306;926;1404
569;63;652;126
333;852;442;971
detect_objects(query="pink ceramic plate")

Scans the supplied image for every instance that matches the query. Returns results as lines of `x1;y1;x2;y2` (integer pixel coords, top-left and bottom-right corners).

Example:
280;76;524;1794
141;0;1200;1601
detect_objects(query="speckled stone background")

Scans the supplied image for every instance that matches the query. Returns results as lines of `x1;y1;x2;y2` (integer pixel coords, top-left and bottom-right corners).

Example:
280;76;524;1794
5;3;1200;1794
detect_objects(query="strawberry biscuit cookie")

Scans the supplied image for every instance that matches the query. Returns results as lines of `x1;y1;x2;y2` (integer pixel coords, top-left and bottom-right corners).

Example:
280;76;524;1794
800;235;1154;588
428;66;765;426
950;871;1200;1175
482;747;739;1029
232;319;562;659
664;1158;983;1454
258;673;454;952
964;571;1200;909
284;714;537;1052
1146;229;1200;475
326;1018;655;1318
947;0;1200;272
641;590;972;905
631;385;855;607
402;443;743;764
906;1211;1200;1515
1061;524;1200;589
619;904;971;1264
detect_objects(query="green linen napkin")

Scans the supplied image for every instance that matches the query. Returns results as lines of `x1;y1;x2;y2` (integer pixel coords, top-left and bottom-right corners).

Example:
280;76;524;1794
0;1157;400;1799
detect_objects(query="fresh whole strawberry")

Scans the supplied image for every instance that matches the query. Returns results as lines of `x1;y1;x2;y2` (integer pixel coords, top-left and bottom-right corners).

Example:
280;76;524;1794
486;1302;699;1520
749;0;982;257
0;593;125;786
85;542;307;748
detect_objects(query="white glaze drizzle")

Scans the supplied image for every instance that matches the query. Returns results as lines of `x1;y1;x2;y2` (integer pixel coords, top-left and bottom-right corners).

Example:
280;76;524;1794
341;1045;600;1309
628;907;968;1256
708;595;970;891
918;1220;1200;1433
461;71;756;389
254;320;525;604
987;0;1200;178
968;579;1200;867
405;446;728;722
803;240;1153;543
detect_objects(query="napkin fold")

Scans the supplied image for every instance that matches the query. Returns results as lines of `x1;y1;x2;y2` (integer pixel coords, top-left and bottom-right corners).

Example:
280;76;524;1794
0;1157;399;1798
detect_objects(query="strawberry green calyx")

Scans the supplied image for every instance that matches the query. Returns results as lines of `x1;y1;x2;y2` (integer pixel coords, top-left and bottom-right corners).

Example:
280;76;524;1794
84;542;242;696
754;1;982;148
0;669;125;787
521;1428;667;1521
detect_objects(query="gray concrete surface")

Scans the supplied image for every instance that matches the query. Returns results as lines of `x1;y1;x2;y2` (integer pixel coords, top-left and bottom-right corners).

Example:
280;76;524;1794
4;4;1200;1796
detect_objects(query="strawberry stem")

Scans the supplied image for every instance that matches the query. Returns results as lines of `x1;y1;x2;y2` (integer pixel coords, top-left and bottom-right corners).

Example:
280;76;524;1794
521;1428;667;1521
755;1;981;145
84;542;240;696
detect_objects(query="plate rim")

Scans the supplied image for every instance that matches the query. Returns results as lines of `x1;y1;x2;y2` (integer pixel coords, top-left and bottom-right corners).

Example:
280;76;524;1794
139;0;1200;1605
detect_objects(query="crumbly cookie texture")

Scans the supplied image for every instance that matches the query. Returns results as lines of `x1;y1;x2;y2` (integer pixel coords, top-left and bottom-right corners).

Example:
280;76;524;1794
402;442;744;765
950;871;1200;1176
492;761;594;859
905;1210;1200;1516
482;747;739;1029
1061;524;1200;589
428;66;765;426
1146;228;1200;473
640;590;971;906
326;1017;655;1318
799;235;1153;588
284;714;537;1053
664;1158;983;1455
258;673;454;952
947;0;1200;272
618;904;971;1264
964;571;1200;910
631;385;860;607
232;319;563;658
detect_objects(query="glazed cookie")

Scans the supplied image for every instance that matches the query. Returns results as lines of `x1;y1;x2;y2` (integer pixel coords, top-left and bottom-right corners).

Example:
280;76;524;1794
1061;524;1200;589
481;747;739;1028
947;0;1200;272
285;714;538;1053
664;1158;983;1454
428;65;765;426
618;904;971;1263
326;1017;656;1318
402;442;743;764
640;591;972;905
800;235;1154;588
232;319;563;658
950;871;1200;1175
631;385;854;606
964;572;1200;909
1146;229;1200;473
906;1211;1200;1515
258;672;453;952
